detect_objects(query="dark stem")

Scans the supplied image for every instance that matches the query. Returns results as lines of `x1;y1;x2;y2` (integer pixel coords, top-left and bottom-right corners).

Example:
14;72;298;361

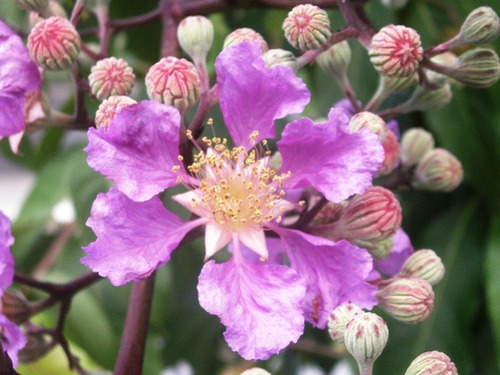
292;195;328;229
160;0;182;58
114;274;156;375
14;272;102;298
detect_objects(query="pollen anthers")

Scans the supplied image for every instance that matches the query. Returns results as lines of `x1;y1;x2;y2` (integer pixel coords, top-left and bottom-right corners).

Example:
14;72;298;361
180;129;291;231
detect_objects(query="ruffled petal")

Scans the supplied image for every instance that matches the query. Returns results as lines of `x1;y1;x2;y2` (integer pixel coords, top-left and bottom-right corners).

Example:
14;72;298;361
81;187;203;285
277;228;377;328
0;92;25;136
0;314;26;368
198;257;306;360
85;101;184;202
205;223;232;259
238;229;268;260
278;107;384;202
0;211;14;293
216;42;310;149
375;228;414;276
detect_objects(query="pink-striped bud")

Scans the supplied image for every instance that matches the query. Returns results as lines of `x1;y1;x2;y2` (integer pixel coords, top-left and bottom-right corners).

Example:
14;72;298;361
328;303;363;343
27;16;80;70
223;28;268;52
1;290;30;325
145;57;200;112
89;57;135;100
377;276;434;324
369;25;423;78
95;96;137;130
400;128;435;167
405;351;458;375
349;111;388;142
282;4;332;51
377;129;400;176
412;148;463;192
399;249;445;286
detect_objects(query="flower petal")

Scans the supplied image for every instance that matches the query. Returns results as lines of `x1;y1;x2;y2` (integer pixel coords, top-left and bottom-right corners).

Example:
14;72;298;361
375;228;414;276
278;107;384;202
0;314;26;368
81;187;203;285
238;229;268;260
85;101;184;202
205;223;232;259
0;92;25;137
198;257;306;360
0;211;14;293
277;228;377;328
216;42;310;148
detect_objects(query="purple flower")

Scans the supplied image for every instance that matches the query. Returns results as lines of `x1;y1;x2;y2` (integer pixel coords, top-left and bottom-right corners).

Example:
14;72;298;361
0;211;27;368
83;42;384;359
375;228;414;276
0;21;42;153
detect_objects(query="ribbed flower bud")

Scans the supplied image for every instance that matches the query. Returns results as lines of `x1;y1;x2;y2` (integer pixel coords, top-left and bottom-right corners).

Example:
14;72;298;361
1;290;31;325
369;25;423;78
145;57;200;112
377;129;400;176
376;276;434;324
177;16;214;62
365;237;394;261
14;0;48;12
27;16;81;70
95;96;137;130
398;83;453;113
412;148;463;192
399;249;445;286
282;4;332;51
456;7;500;46
312;201;345;226
404;351;458;375
328;303;364;343
400;128;435;167
240;368;272;375
349;111;387;142
440;48;500;88
262;49;298;72
317;41;352;79
89;57;135;100
344;312;389;374
223;28;268;52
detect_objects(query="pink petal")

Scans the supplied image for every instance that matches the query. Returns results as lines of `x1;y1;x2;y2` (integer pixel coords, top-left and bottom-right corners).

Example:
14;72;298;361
375;228;414;276
0;314;26;368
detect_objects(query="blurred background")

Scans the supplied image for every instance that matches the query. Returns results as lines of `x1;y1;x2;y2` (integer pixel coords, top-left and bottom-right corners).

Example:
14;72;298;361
0;0;499;374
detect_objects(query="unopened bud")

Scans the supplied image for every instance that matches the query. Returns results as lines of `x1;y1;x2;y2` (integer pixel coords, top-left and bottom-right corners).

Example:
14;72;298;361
440;48;500;88
1;290;30;325
344;312;389;373
317;41;352;79
456;7;500;46
364;237;394;260
18;334;52;363
145;57;200;112
223;28;268;52
89;57;135;100
404;351;458;375
377;129;400;176
312;201;345;226
262;49;298;72
177;16;214;62
412;148;463;192
95;96;137;130
240;368;272;375
269;151;283;173
399;249;445;286
377;276;434;324
380;0;408;10
398;83;452;113
14;0;48;12
282;4;332;51
328;303;363;343
400;128;435;167
349;111;387;142
27;16;80;70
369;25;423;78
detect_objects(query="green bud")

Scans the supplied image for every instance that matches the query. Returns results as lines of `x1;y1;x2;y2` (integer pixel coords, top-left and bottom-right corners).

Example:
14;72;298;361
457;6;500;46
399;249;445;286
400;128;435;167
405;351;458;375
177;16;214;62
317;41;352;79
349;111;387;141
412;148;463;192
362;237;394;261
262;49;298;72
328;303;363;343
398;83;453;113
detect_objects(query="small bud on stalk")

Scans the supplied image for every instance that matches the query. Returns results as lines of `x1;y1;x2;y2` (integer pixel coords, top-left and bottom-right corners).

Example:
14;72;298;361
1;290;31;325
240;368;272;375
223;28;268;52
13;0;48;12
344;312;389;375
400;128;435;167
328;303;363;343
365;237;394;261
404;351;458;375
317;41;352;80
369;25;423;78
282;4;332;50
95;96;137;130
452;7;500;48
18;334;53;363
89;57;136;100
399;249;445;286
412;148;463;192
349;112;387;142
396;83;453;114
377;276;434;324
27;16;81;70
145;57;200;112
262;49;298;72
177;16;214;62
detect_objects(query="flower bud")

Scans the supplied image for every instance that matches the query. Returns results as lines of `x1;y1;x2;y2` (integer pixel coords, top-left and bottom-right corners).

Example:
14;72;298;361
456;7;500;46
400;128;435;167
369;25;423;78
89;57;135;100
344;312;389;373
376;276;434;324
27;16;81;70
317;41;352;79
377;129;400;176
398;83;453;113
240;368;272;375
177;16;214;62
399;249;445;286
18;334;53;363
95;96;137;130
440;48;500;88
1;290;30;325
145;57;200;112
312;201;345;226
349;111;387;142
380;0;408;10
364;237;394;261
328;303;363;343
13;0;48;12
404;351;458;375
282;4;332;51
262;49;298;72
412;148;463;192
223;28;268;52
